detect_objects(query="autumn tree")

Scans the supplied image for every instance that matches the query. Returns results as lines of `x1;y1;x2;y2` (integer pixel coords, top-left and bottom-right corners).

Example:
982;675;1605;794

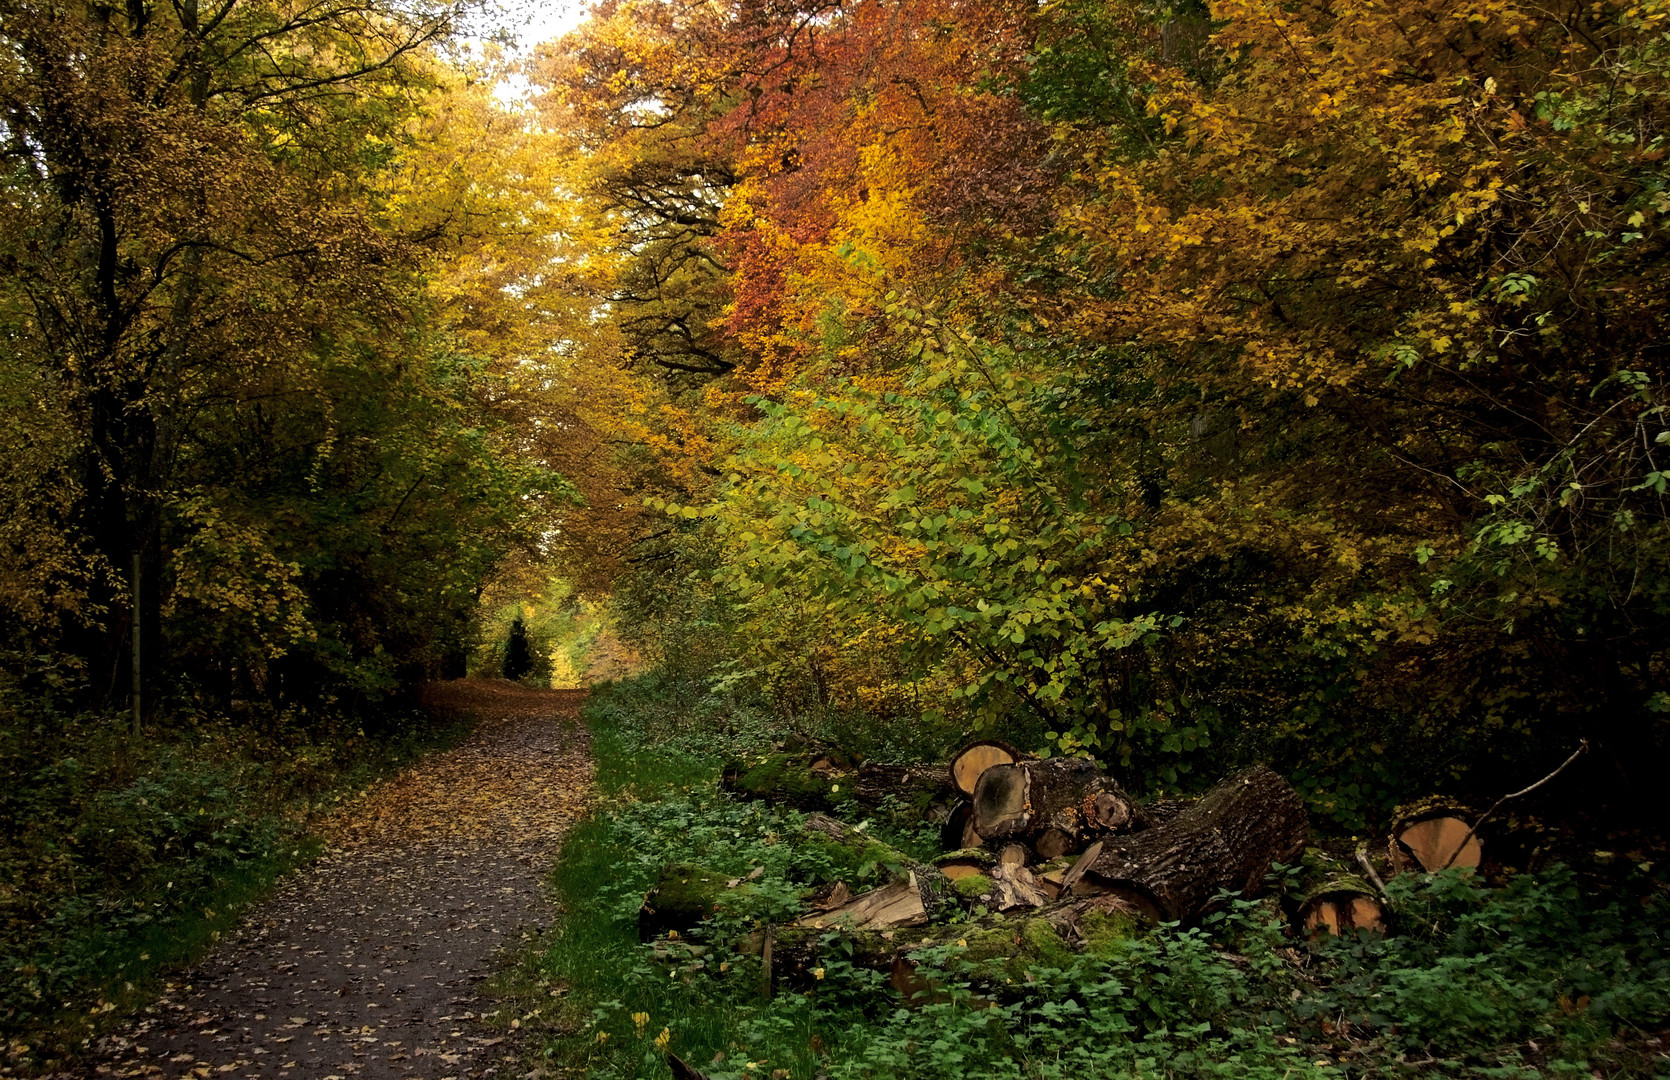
0;0;592;717
524;0;1670;817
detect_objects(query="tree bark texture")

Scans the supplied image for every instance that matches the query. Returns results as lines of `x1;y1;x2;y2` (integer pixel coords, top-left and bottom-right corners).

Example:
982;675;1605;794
1079;765;1307;922
972;756;1147;852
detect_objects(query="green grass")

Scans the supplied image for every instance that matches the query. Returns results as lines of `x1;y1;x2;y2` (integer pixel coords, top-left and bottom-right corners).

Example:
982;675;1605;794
505;674;1670;1080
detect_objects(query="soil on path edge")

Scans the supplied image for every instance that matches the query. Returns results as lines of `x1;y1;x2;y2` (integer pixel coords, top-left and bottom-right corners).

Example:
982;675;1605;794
73;681;592;1080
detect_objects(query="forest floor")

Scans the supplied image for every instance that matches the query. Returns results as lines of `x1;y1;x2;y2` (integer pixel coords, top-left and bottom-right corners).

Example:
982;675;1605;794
61;681;592;1080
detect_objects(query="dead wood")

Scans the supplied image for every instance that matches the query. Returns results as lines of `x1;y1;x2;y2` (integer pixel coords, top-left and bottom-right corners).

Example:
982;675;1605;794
941;800;982;849
1299;875;1387;937
1078;765;1308;922
769;891;1148;992
723;753;953;814
949;739;1027;798
972;757;1147;853
1390;813;1481;873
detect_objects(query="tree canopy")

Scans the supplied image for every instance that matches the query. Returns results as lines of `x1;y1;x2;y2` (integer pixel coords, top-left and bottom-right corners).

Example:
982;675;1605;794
1;0;1665;825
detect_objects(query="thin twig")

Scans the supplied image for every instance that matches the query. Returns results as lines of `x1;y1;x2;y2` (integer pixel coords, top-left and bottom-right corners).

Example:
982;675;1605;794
1355;843;1390;901
1437;739;1590;871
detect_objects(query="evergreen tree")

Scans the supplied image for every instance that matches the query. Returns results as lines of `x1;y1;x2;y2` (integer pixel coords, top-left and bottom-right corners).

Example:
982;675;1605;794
503;617;535;682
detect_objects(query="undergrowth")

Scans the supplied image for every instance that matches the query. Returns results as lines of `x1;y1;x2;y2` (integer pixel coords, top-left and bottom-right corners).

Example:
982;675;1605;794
506;674;1670;1080
0;686;475;1072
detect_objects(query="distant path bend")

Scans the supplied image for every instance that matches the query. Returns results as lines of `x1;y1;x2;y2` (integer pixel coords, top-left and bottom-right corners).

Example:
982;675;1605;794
81;681;591;1080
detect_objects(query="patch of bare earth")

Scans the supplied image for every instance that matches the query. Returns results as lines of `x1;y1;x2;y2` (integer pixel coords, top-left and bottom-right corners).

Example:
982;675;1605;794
74;681;591;1080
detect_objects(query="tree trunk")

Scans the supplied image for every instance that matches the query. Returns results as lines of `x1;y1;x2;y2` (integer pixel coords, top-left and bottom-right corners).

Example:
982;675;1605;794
1077;765;1307;922
768;892;1147;992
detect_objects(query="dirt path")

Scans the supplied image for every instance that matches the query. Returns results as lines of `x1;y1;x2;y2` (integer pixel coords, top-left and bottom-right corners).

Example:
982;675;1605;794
79;682;591;1080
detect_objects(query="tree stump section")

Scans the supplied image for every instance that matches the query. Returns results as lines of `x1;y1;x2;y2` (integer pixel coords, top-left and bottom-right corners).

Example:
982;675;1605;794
933;848;996;880
1391;813;1481;873
1299;875;1387;937
950;740;1026;798
1077;765;1307;922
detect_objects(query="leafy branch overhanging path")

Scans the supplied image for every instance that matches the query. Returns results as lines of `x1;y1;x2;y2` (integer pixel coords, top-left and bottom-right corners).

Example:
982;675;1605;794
74;683;592;1080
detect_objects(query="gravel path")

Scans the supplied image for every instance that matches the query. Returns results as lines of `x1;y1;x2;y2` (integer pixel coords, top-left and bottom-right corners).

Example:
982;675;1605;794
77;682;591;1080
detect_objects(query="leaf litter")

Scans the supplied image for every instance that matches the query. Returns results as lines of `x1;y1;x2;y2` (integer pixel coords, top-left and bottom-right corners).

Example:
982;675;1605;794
62;682;592;1080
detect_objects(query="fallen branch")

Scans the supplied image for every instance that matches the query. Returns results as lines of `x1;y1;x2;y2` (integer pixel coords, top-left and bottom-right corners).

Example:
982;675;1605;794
1437;739;1590;871
1355;843;1390;901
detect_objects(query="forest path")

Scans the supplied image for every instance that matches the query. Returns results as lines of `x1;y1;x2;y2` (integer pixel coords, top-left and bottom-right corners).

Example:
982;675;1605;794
81;681;592;1080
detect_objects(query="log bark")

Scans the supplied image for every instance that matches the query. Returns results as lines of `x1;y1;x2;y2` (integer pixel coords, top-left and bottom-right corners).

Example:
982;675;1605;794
1078;765;1307;922
972;757;1147;853
949;739;1026;798
853;762;956;811
722;753;954;814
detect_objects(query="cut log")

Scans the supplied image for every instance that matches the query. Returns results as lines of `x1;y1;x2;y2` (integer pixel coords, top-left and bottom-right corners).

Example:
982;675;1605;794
1299;875;1386;937
769;892;1147;992
980;863;1052;913
639;863;756;941
933;848;996;881
723;753;954;815
803;880;854;911
797;813;959;928
1034;828;1076;860
1302;895;1387;937
1078;765;1308;922
949;739;1025;798
800;812;934;880
1059;839;1104;894
1140;796;1195;827
972;757;1146;852
852;762;957;814
1391;813;1481;873
796;875;935;930
937;862;989;882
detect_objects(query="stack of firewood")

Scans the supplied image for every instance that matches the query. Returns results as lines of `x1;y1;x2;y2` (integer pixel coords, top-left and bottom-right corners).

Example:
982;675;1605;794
697;741;1512;947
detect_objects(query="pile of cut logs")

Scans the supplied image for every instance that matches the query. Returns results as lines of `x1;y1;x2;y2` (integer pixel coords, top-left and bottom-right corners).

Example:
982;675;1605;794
701;740;1506;945
654;742;1514;1076
939;742;1316;923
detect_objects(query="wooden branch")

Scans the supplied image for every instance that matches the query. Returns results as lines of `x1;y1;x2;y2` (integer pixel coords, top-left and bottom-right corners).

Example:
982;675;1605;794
1355;843;1390;901
1437;739;1589;871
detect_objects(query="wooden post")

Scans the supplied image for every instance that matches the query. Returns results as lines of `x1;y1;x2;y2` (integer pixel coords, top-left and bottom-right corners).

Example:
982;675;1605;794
130;549;141;737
